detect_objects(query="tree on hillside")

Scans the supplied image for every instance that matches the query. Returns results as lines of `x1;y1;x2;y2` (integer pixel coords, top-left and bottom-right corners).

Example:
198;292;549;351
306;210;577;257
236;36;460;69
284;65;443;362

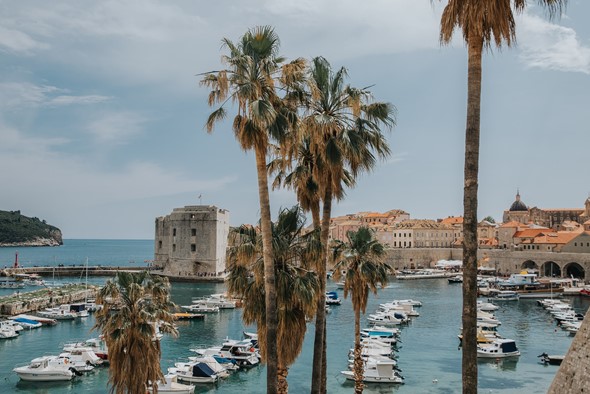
436;1;567;392
94;271;177;394
201;26;306;393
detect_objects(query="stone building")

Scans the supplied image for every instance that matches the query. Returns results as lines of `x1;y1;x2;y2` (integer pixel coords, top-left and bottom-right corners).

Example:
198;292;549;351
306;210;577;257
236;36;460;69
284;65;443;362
391;220;454;248
154;205;229;277
503;191;590;230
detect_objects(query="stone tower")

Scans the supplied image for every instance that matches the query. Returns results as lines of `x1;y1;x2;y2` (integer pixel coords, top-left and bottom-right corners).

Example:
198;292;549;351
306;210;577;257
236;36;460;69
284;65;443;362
154;205;230;277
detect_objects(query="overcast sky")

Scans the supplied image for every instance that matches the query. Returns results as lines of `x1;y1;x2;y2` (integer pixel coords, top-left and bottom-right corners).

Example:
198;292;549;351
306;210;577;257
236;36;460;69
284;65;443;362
1;1;589;239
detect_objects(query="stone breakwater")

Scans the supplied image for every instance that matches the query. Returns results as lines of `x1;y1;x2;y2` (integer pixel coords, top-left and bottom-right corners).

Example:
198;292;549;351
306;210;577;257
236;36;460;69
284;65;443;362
0;284;97;316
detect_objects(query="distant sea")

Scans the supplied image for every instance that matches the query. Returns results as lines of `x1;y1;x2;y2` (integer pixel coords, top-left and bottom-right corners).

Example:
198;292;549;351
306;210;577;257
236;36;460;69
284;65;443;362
0;239;154;269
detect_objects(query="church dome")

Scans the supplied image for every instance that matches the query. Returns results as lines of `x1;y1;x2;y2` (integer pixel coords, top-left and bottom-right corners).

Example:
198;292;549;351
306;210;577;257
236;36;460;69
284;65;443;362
509;190;528;212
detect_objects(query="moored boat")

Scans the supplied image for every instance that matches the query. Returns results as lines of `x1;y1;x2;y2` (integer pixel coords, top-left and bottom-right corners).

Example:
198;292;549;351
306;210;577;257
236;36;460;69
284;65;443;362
538;352;564;366
13;356;77;381
477;338;520;358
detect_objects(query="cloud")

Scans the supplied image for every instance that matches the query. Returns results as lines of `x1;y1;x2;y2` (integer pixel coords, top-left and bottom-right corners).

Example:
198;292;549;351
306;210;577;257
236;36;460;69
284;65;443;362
0;82;110;110
386;152;408;165
0;25;48;54
518;14;590;74
86;111;146;144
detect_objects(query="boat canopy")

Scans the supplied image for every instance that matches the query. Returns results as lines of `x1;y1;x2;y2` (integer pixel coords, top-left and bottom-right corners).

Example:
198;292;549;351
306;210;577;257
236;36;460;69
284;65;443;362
500;341;518;353
192;363;216;377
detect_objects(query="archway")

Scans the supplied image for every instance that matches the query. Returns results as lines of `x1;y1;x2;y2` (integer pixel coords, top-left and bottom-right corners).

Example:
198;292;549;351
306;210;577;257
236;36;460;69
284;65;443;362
521;260;538;272
541;261;561;277
564;262;585;280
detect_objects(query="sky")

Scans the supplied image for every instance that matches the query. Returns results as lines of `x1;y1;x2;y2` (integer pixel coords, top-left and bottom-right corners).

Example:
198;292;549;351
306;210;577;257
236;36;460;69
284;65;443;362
0;1;589;240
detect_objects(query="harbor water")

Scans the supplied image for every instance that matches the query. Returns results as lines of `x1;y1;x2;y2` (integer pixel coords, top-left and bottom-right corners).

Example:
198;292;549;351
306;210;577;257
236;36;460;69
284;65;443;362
1;240;588;393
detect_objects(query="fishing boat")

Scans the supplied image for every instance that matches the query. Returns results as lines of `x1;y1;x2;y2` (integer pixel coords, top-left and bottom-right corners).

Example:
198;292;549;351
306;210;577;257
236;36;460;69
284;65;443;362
477;338;520;358
13;356;77;381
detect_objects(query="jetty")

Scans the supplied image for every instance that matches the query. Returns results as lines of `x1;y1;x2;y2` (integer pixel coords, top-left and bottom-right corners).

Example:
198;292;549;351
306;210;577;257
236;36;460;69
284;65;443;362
1;265;150;278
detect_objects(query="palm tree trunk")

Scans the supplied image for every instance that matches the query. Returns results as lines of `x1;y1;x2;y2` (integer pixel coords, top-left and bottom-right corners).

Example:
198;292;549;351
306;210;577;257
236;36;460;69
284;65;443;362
311;184;333;393
353;305;364;394
462;36;483;394
255;146;278;394
277;364;289;394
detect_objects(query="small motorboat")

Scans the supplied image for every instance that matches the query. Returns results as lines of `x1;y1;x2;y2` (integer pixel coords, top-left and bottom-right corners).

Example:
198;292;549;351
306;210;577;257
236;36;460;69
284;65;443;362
477;338;520;358
341;360;404;383
448;275;463;283
181;304;220;313
0;322;19;339
538;352;564;366
148;374;195;393
59;348;103;372
325;291;342;305
488;290;519;302
13;356;79;381
168;362;218;383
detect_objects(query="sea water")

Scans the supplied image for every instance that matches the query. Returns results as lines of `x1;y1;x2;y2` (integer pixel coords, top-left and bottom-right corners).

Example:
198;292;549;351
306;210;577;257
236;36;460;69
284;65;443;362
1;240;587;393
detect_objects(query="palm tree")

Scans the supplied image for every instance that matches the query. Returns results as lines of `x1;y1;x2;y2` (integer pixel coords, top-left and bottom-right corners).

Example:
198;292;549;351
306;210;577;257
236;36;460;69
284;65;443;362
201;26;306;393
331;227;391;394
436;1;567;392
226;206;320;393
93;271;177;394
302;56;395;393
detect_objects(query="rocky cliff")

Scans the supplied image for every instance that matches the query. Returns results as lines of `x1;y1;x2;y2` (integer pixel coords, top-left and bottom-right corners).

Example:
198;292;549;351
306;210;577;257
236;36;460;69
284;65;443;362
0;210;63;247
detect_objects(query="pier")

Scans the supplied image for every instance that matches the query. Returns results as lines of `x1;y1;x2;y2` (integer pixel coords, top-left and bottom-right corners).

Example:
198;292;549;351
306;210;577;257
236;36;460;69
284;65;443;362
1;265;150;278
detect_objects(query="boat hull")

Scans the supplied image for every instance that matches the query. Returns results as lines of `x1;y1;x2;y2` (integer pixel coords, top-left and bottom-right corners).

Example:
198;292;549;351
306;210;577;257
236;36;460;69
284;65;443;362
14;370;74;381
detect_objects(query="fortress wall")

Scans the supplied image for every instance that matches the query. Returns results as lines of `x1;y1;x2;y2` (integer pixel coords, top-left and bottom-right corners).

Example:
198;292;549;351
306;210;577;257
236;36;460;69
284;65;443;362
547;307;590;394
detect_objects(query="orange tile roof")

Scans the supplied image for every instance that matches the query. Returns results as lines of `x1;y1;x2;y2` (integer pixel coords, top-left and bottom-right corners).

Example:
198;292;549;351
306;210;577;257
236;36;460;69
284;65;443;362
440;216;463;225
500;221;527;228
532;232;579;245
513;228;551;238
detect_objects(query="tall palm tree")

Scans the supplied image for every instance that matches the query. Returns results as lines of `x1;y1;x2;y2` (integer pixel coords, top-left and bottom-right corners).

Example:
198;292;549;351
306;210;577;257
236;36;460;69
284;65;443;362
331;227;391;394
436;2;566;392
302;56;395;393
226;206;320;393
201;26;305;393
94;271;177;394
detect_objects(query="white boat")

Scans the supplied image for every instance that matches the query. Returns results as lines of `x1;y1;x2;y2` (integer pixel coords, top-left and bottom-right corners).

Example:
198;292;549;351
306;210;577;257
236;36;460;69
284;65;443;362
63;337;109;361
59;348;102;372
192;293;236;309
336;281;345;289
13;356;76;381
477;301;499;311
341;361;404;383
396;269;451;280
325;291;342;305
367;312;405;326
38;307;77;320
168;362;218;383
0;280;25;289
477;338;520;358
0;322;19;339
387;299;422;307
149;374;195;393
15;314;57;326
448;275;463;283
182;304;220;313
379;302;419;317
488;290;519;301
191;338;259;367
10;317;42;329
187;355;235;377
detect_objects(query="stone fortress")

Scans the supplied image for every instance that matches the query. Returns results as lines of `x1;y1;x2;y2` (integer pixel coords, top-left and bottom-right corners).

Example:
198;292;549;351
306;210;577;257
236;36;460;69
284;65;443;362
154;205;229;279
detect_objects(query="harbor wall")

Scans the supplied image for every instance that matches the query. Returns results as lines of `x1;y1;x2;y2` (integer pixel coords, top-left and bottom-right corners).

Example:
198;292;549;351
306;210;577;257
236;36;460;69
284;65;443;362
384;248;590;280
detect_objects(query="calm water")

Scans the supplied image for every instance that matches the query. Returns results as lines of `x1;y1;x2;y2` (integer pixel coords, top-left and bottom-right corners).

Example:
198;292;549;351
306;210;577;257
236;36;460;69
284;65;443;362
1;241;587;393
